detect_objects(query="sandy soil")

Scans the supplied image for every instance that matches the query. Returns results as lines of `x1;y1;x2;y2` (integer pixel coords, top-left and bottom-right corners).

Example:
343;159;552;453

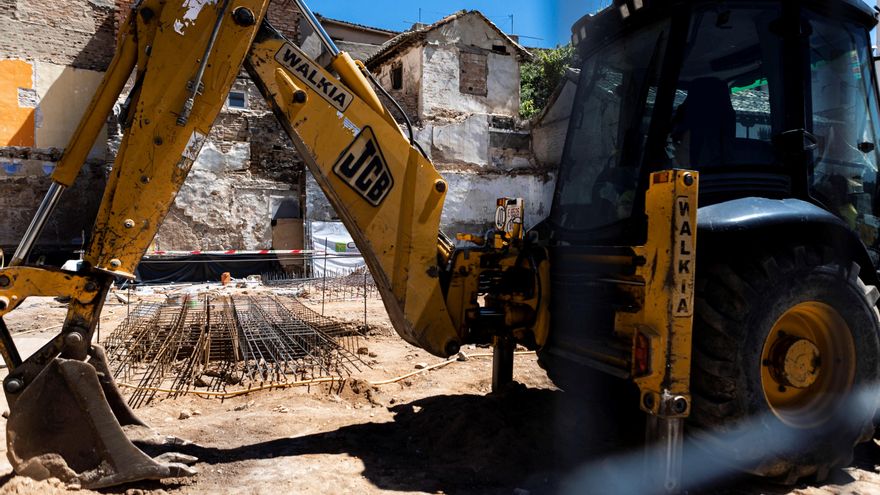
1;292;880;494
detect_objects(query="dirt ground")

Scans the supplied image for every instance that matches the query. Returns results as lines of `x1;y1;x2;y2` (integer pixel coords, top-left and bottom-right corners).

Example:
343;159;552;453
2;290;880;494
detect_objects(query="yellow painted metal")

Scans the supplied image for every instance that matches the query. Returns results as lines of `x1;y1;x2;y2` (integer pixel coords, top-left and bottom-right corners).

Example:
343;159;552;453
760;302;855;428
0;267;99;318
246;35;460;356
0;266;100;369
444;250;484;337
332;54;400;132
84;0;270;278
615;170;698;418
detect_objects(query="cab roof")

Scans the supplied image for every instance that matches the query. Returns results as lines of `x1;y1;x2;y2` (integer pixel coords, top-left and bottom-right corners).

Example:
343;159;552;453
571;0;877;51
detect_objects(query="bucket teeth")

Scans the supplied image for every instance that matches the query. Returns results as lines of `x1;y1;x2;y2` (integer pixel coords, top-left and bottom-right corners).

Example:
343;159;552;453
5;350;198;489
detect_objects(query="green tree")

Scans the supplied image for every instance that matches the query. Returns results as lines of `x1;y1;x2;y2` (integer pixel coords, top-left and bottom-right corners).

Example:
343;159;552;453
520;44;576;119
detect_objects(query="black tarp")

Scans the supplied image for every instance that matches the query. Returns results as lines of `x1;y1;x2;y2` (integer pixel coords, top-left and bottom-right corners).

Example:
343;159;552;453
136;254;284;283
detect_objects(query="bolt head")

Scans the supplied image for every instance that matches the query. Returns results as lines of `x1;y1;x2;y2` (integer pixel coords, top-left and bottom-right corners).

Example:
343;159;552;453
293;91;307;104
673;397;688;414
232;7;256;26
124;219;135;229
5;378;23;394
138;7;155;22
444;340;460;357
683;173;695;186
109;259;122;269
435;181;447;193
65;332;84;347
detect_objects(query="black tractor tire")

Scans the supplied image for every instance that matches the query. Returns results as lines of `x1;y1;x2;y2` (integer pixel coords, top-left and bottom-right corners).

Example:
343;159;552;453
690;243;880;483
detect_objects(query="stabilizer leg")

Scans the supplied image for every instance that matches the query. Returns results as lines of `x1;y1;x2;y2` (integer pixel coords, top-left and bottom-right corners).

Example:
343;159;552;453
491;335;515;392
645;415;684;494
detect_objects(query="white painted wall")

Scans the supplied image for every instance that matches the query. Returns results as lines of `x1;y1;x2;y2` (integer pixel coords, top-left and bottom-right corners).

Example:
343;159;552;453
420;14;522;119
440;171;556;234
155;141;298;250
432;114;489;166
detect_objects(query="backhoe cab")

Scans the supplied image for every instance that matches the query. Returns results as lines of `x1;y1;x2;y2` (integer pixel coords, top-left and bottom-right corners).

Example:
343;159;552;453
539;0;880;486
1;0;880;490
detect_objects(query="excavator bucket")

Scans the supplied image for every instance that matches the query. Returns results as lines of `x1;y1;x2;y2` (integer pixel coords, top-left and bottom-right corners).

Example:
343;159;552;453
5;345;197;488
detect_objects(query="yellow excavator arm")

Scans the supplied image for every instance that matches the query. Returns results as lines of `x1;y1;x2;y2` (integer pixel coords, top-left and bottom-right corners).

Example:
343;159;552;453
0;0;696;489
0;0;501;486
245;22;463;356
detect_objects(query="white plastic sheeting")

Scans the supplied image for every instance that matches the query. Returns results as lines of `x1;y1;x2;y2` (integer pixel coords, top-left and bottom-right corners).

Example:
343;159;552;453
309;221;366;277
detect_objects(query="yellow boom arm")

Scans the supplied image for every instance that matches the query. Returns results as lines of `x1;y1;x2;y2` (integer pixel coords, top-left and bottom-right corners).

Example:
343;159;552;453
244;25;462;357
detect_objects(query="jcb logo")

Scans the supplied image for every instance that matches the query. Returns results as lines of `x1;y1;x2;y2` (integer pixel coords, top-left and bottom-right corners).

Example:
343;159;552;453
333;127;394;206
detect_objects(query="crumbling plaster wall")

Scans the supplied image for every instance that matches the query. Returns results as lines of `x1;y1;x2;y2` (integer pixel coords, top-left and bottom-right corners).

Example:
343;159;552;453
153;76;304;251
342;13;557;237
421;14;521;119
532;76;578;167
1;0;306;255
155;141;298;250
376;46;422;123
441;171;556;235
0;0;118;253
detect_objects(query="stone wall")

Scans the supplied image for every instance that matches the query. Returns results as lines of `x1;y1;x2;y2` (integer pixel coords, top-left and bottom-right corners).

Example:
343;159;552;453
376;46;422;123
420;14;523;120
0;149;106;253
0;0;120;254
0;0;308;255
0;0;119;72
152;72;305;251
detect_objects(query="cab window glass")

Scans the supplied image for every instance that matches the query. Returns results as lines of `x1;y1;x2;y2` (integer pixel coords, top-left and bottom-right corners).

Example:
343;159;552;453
806;11;880;251
667;7;781;171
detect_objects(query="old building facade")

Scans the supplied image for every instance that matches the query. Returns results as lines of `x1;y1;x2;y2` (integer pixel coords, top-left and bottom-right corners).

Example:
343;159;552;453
364;11;557;235
0;3;563;264
0;0;307;259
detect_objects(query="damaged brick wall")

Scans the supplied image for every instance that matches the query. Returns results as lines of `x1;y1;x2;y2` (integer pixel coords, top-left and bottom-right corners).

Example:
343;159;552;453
0;0;119;255
0;148;107;253
0;0;119;71
152;71;306;251
1;0;308;256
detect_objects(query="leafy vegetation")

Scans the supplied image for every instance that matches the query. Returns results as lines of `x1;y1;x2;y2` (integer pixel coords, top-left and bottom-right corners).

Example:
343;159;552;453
520;44;577;119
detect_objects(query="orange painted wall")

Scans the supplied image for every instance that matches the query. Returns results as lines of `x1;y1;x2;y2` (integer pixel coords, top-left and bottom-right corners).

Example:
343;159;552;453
0;60;35;147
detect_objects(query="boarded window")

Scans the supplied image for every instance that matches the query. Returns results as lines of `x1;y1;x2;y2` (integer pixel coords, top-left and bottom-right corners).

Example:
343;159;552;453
391;62;403;90
459;51;488;96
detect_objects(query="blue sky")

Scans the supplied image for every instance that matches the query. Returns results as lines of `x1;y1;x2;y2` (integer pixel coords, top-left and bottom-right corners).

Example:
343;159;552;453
307;1;612;48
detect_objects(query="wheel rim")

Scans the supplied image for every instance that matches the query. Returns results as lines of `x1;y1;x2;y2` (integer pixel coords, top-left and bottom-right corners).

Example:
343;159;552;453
760;301;856;428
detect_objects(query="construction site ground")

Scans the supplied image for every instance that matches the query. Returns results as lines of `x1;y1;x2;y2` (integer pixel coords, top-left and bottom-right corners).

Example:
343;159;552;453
3;290;880;494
